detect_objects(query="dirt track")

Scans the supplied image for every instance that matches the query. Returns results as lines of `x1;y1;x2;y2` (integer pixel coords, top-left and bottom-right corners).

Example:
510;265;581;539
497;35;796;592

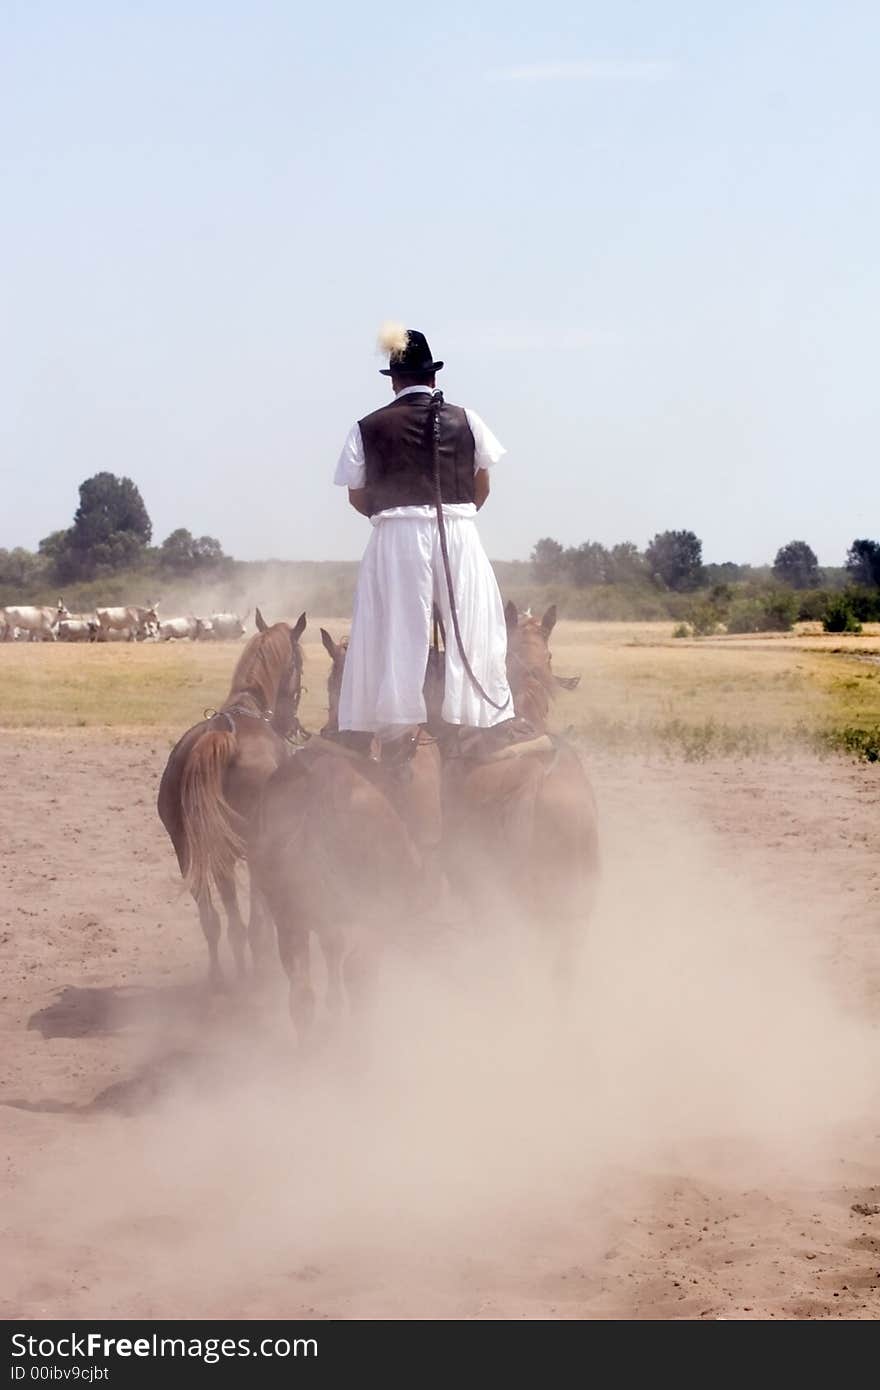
2;731;879;1320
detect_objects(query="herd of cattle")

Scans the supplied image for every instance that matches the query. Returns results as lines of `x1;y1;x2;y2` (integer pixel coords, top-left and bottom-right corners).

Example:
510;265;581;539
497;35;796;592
0;599;249;643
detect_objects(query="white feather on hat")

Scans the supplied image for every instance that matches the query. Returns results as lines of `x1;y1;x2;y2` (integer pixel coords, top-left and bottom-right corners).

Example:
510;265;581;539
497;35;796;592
377;321;410;362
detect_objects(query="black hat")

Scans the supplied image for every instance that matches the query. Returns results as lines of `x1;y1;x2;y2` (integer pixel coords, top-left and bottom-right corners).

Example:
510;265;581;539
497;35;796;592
378;326;444;376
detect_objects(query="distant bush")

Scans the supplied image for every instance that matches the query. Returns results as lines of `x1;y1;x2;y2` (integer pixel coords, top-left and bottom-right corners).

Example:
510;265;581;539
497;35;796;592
761;589;799;631
726;589;797;633
823;596;863;634
672;622;690;639
682;583;734;636
844;587;880;622
817;726;880;762
796;589;831;622
687;601;720;637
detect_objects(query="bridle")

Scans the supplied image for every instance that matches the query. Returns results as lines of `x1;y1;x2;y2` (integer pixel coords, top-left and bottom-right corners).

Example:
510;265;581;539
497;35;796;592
205;647;310;743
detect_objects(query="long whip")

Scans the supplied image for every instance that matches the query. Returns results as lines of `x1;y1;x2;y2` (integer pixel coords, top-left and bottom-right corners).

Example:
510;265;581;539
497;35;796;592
430;389;511;713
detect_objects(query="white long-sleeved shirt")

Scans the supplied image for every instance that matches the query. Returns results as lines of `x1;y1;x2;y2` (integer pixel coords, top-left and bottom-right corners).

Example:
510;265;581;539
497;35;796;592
333;384;506;522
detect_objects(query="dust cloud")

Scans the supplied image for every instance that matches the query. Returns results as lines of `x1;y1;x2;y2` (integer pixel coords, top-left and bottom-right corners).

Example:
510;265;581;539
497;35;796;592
5;769;877;1320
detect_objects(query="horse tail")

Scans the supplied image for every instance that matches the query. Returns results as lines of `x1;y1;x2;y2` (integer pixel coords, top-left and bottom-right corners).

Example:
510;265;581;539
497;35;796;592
179;729;244;898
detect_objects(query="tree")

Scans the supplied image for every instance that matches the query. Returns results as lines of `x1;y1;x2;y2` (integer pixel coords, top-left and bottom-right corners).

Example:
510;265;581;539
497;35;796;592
645;530;704;591
772;540;820;589
704;561;744;585
531;537;565;585
0;547;42;588
72;472;151;550
564;541;609;587
193;535;226;566
40;473;152;581
159;528;228;573
38;529;79;584
606;541;646;584
845;539;880;589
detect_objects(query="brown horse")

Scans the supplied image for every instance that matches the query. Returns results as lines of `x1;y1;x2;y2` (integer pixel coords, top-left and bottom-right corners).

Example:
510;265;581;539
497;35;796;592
249;737;423;1044
320;626;444;863
443;602;599;992
250;629;441;1040
158;608;307;988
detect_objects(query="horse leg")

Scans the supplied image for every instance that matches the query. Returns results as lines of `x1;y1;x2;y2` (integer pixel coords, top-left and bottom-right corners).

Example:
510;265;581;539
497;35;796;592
276;920;315;1044
342;933;381;1023
247;877;272;978
320;926;345;1020
194;887;225;991
216;872;247;983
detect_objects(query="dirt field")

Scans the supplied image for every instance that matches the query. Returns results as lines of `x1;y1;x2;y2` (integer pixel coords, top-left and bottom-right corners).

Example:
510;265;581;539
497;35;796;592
2;627;879;1319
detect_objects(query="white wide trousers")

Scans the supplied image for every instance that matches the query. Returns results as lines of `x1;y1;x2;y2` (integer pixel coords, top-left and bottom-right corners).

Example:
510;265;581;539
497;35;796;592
338;511;512;733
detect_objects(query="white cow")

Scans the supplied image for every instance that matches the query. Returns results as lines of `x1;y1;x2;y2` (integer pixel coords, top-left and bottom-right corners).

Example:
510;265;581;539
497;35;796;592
56;616;100;642
209;611;248;640
1;598;68;641
96;602;159;642
193;617;215;640
157;615;197;641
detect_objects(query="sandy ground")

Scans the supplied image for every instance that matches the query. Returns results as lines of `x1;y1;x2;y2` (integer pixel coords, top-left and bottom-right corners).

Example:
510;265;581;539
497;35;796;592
1;731;879;1320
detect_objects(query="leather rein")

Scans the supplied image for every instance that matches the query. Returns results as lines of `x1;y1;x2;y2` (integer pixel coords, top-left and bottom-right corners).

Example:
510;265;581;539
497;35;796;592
430;389;511;714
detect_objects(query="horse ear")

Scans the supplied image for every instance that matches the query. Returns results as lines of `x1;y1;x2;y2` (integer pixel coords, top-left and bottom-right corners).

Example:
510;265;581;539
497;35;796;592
320;627;339;661
541;604;557;636
504;599;519;632
255;608;267;633
292;611;307;642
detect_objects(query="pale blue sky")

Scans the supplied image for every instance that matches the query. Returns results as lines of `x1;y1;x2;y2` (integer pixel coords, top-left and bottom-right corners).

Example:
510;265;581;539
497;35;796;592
2;1;878;564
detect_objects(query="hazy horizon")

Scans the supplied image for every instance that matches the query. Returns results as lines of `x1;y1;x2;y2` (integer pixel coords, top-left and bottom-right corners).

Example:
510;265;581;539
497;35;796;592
2;2;878;568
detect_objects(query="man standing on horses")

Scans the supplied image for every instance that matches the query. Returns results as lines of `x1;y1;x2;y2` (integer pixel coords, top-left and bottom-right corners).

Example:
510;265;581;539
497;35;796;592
334;324;512;746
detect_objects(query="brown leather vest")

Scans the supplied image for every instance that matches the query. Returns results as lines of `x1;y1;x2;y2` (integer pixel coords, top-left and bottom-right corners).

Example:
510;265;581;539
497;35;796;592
359;392;476;515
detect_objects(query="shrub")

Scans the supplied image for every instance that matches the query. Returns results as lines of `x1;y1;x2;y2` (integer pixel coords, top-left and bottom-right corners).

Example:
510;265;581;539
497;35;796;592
817;727;880;762
726;589;797;634
672;623;690;639
687;602;720;637
823;596;863;634
725;598;763;633
761;589;798;631
845;587;880;622
797;589;831;622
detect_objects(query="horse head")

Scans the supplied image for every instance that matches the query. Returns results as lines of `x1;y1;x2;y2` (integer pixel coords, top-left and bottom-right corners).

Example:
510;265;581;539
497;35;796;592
320;628;349;733
229;610;307;737
504;601;579;730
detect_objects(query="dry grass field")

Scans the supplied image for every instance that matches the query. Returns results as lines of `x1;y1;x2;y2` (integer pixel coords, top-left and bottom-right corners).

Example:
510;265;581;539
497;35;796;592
2;619;879;1320
2;619;879;759
550;621;880;757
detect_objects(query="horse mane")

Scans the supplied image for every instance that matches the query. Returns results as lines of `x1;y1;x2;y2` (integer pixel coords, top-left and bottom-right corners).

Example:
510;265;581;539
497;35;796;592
226;623;299;711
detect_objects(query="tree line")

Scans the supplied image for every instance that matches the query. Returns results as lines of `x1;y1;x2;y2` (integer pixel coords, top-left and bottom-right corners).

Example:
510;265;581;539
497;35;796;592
0;473;231;589
526;530;880;633
531;531;880;593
